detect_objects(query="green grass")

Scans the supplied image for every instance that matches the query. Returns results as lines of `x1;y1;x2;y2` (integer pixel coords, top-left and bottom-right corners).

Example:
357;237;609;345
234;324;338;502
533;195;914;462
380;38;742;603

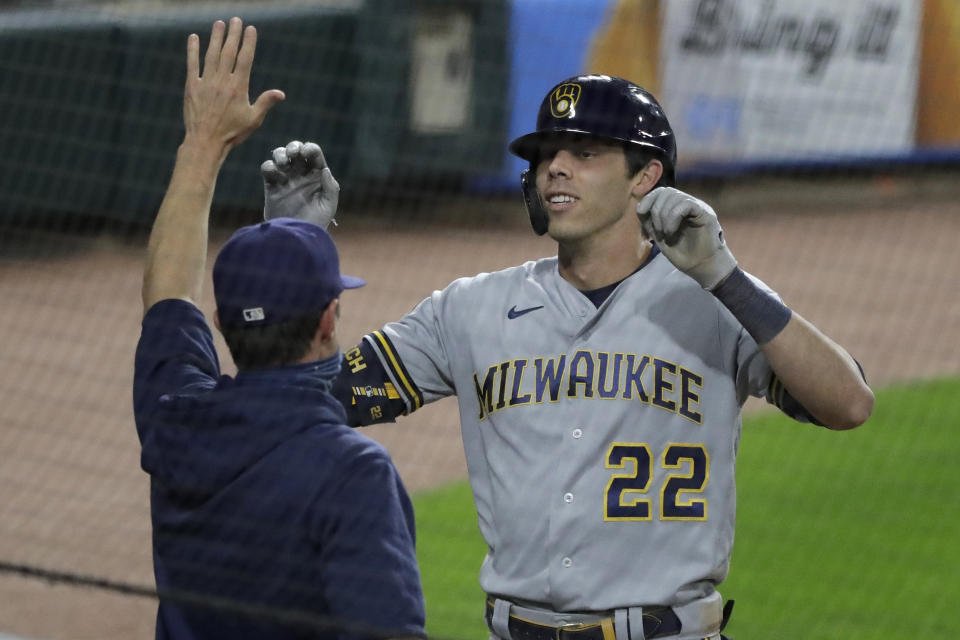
412;378;960;639
412;481;488;640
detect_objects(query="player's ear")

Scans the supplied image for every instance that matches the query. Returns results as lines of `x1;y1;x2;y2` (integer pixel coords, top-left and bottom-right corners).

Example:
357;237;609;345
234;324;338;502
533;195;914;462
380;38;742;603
631;159;663;199
213;310;222;333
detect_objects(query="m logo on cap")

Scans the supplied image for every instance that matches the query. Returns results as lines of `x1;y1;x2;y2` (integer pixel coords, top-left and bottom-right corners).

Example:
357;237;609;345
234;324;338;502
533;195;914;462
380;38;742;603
550;83;581;118
243;307;265;322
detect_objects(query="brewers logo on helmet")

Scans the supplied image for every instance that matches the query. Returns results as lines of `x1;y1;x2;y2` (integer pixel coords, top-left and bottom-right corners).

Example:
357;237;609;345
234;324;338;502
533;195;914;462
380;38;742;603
550;83;581;119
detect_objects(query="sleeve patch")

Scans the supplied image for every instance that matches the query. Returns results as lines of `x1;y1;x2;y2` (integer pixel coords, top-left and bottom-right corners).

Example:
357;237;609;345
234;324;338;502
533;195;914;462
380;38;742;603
333;339;421;427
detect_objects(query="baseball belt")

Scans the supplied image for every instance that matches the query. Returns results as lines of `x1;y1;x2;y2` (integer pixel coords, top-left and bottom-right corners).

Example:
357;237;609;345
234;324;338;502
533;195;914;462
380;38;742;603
484;598;682;640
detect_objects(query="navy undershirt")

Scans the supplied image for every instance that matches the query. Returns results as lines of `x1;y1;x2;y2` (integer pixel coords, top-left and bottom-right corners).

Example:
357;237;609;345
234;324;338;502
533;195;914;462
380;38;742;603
579;244;660;308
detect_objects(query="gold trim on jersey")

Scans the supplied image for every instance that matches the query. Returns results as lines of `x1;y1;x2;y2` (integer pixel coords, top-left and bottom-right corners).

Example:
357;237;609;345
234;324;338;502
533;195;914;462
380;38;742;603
370;330;422;411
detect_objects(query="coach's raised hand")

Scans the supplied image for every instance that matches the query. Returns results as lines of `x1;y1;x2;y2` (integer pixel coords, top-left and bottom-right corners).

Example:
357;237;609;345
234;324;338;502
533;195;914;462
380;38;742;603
143;18;283;312
183;18;285;156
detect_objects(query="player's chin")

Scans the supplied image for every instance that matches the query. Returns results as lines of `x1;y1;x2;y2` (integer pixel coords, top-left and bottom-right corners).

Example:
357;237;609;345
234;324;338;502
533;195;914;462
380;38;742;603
542;208;570;230
546;221;587;243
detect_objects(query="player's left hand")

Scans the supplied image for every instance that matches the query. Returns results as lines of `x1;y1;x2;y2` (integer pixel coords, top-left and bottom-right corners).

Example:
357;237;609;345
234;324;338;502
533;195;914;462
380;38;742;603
261;140;340;229
637;187;738;290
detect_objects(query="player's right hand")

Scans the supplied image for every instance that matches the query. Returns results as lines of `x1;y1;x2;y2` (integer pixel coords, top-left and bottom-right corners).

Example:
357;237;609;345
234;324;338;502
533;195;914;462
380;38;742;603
261;140;340;229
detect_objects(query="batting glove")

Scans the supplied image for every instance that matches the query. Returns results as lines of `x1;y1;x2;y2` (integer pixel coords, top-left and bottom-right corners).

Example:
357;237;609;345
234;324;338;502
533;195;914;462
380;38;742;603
637;187;738;290
261;140;340;229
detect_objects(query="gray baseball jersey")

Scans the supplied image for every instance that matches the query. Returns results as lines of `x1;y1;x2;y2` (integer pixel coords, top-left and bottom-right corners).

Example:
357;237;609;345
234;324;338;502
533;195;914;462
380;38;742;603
342;250;783;613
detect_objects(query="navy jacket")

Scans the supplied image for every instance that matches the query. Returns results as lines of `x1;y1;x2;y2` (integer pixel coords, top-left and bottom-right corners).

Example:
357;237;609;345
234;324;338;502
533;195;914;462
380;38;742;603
133;299;425;640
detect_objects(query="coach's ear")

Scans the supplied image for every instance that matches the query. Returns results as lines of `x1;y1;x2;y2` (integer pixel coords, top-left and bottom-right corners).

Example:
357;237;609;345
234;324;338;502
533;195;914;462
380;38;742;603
318;298;339;344
631;159;663;199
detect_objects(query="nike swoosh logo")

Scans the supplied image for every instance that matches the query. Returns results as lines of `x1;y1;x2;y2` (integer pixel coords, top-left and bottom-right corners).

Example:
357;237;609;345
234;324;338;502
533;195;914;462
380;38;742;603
507;304;544;319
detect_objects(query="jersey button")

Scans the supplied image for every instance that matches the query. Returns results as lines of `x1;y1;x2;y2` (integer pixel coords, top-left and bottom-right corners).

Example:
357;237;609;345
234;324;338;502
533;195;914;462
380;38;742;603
563;492;574;503
562;557;573;568
572;428;582;439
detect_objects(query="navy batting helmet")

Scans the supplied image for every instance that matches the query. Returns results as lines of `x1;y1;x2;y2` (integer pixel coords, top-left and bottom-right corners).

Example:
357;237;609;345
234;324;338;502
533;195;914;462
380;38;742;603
509;75;677;235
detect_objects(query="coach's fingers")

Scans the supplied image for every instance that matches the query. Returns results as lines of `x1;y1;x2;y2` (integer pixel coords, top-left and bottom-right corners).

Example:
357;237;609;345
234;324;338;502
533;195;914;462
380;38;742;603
251;90;284;124
186;33;200;81
218;17;243;75
234;24;258;79
261;159;289;186
203;20;226;75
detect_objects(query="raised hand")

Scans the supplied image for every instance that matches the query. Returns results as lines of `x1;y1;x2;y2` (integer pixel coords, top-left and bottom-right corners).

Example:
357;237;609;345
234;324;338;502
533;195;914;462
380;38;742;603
143;18;284;311
261;140;340;229
183;17;285;154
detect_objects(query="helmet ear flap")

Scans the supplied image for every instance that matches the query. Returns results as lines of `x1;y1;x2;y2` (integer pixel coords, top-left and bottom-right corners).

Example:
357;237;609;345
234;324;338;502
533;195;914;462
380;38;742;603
520;170;549;236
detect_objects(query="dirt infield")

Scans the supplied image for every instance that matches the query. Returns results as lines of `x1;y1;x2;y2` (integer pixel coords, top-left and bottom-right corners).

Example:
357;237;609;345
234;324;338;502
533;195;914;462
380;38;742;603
1;179;958;639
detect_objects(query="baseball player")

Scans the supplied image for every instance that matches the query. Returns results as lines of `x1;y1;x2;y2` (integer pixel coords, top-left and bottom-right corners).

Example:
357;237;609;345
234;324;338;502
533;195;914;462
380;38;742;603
134;18;424;639
262;75;873;640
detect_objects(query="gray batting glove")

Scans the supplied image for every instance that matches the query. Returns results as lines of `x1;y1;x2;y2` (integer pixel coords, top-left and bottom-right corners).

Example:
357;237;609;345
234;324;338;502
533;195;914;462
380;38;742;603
261;140;340;229
637;187;738;290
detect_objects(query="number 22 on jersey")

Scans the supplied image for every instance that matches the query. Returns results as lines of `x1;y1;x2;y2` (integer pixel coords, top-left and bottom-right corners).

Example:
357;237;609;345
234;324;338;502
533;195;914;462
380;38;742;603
604;442;709;521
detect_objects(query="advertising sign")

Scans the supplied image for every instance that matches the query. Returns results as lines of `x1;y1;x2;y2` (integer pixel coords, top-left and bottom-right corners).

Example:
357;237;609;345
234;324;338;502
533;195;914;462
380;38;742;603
659;0;921;163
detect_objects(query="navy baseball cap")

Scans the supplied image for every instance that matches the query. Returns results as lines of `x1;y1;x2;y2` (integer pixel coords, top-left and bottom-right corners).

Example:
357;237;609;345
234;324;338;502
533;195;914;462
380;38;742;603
213;218;364;329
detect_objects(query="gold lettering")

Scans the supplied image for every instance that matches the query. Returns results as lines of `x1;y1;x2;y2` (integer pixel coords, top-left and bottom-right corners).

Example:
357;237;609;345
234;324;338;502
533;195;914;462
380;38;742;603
346;347;366;373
